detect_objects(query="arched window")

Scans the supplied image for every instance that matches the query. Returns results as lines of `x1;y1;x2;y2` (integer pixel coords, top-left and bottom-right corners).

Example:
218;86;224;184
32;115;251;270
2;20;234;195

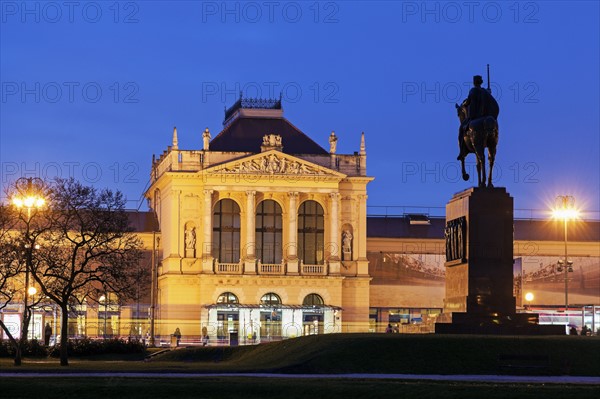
298;200;324;265
217;292;239;305
260;293;282;306
213;199;241;263
256;200;282;264
303;294;324;306
97;293;119;338
260;293;282;339
216;292;239;339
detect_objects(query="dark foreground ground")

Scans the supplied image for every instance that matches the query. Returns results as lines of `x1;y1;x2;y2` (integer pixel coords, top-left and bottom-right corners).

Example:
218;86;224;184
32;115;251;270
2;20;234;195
1;377;599;399
1;334;599;398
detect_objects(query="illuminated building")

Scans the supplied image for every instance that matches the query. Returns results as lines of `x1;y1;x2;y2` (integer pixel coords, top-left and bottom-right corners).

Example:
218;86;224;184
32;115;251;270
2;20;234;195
145;97;372;340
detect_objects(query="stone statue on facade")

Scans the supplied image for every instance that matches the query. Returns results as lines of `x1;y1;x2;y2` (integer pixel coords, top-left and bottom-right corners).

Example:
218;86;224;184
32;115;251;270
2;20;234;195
185;226;196;250
203;128;211;150
329;131;338;154
261;134;283;152
342;230;353;260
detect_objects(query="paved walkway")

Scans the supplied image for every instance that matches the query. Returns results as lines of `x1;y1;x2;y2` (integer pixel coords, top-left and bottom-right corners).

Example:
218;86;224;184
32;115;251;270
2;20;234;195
1;373;599;385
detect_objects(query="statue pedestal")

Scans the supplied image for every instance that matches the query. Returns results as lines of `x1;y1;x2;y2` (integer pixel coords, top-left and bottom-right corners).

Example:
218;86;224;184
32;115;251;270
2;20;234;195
342;251;351;261
435;187;564;335
185;249;196;258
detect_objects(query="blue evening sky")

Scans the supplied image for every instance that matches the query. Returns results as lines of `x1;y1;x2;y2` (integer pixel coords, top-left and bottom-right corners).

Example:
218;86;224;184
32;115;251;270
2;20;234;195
1;1;598;218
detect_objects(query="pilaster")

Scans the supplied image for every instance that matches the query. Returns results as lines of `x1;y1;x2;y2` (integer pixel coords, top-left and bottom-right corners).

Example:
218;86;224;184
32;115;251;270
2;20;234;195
202;189;214;273
357;194;369;276
287;192;299;275
329;192;341;275
245;190;257;274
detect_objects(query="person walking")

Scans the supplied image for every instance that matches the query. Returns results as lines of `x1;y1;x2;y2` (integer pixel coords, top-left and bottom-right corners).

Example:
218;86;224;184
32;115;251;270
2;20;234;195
44;323;52;346
569;326;578;335
173;327;182;346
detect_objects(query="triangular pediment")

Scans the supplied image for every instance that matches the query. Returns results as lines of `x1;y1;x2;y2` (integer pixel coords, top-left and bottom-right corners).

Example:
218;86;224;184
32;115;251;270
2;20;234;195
205;150;346;179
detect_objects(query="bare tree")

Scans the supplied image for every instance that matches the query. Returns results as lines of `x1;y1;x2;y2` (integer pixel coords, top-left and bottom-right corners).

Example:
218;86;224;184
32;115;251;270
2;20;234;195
0;204;23;364
0;178;50;366
32;178;145;366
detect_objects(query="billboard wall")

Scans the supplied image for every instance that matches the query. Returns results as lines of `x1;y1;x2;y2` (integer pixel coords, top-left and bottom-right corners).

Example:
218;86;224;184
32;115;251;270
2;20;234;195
520;256;600;306
368;252;600;308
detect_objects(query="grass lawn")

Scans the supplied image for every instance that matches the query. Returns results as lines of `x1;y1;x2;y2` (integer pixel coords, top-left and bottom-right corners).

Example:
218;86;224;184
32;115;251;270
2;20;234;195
206;333;599;376
6;334;599;375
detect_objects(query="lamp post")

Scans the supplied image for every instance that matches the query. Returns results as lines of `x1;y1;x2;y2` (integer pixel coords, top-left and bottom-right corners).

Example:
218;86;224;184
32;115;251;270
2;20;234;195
552;195;579;319
28;286;37;340
11;177;46;341
99;295;107;339
99;294;110;339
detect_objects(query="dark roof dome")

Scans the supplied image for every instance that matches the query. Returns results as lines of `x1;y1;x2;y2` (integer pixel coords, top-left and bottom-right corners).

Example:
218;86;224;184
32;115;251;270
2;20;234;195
209;96;327;155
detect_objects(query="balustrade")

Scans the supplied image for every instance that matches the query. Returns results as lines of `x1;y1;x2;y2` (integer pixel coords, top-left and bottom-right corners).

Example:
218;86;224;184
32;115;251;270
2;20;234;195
215;261;242;274
300;262;326;276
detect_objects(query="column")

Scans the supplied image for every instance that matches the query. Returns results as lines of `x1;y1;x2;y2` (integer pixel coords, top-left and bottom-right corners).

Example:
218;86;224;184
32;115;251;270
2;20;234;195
245;190;257;274
287;192;299;275
202;189;214;273
356;194;369;276
329;192;341;275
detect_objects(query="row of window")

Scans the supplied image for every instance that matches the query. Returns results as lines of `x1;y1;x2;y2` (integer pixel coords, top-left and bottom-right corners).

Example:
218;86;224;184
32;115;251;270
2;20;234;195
213;199;325;264
216;292;325;307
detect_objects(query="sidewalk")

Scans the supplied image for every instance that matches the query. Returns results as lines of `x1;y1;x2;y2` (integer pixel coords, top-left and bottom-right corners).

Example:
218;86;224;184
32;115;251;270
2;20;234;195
1;372;599;385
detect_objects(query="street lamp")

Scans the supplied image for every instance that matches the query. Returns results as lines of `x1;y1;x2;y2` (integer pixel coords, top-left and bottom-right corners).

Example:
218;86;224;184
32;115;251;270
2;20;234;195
11;177;46;341
28;286;37;340
99;294;107;339
524;292;534;310
11;177;46;219
552;195;579;318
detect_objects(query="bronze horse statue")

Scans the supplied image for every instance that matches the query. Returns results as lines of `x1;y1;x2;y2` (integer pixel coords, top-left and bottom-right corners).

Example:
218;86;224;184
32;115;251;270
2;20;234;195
456;101;499;187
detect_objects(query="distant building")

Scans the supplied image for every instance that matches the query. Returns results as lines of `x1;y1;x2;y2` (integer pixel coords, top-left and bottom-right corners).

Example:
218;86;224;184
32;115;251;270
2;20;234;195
367;215;600;333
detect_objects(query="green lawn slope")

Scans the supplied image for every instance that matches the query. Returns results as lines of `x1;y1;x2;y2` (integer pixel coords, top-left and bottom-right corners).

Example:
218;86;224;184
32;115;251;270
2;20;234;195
155;333;600;376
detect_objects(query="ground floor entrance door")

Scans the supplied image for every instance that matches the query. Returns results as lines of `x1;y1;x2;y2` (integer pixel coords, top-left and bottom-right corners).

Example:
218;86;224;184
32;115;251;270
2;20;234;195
260;310;282;340
217;312;239;339
303;313;323;335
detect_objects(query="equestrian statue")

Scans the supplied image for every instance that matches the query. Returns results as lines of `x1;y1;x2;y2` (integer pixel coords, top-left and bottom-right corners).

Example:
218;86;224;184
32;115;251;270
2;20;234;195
456;66;499;188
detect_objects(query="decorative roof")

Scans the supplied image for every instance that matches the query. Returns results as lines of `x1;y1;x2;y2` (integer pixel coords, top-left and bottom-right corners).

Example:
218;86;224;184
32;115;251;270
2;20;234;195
224;94;282;123
211;96;328;155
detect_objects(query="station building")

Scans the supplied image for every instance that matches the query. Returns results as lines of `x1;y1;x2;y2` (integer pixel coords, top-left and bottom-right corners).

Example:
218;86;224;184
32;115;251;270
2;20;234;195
145;97;372;341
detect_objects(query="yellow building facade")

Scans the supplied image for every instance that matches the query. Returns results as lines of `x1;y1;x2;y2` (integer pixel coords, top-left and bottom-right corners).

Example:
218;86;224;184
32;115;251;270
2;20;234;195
145;98;373;341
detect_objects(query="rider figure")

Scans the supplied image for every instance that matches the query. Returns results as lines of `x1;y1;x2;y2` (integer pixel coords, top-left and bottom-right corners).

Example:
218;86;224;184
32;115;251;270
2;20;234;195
467;75;487;119
458;75;499;159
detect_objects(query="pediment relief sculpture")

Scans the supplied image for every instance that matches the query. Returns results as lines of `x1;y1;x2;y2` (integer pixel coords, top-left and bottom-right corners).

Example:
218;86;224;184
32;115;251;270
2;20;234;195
215;153;336;176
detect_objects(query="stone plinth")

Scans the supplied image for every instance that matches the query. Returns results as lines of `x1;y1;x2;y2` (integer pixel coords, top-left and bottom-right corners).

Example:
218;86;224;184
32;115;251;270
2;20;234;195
436;187;564;335
444;187;515;315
